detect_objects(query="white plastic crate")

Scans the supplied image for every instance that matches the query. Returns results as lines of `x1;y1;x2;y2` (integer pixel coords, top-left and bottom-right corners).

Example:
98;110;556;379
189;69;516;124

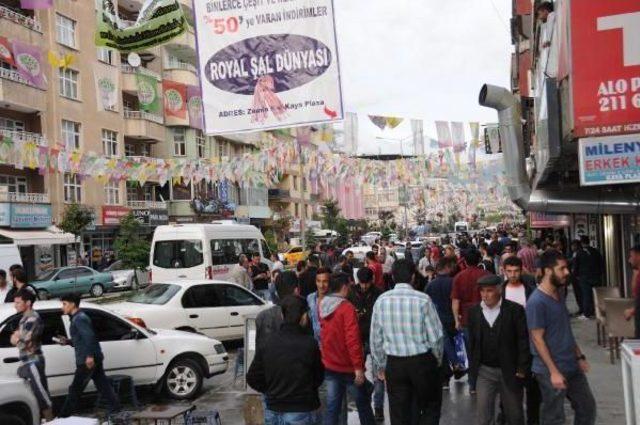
621;341;640;425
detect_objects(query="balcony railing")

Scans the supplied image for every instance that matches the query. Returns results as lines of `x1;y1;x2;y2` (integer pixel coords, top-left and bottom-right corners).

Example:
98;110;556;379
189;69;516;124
0;5;42;32
0;67;35;88
127;200;167;209
120;64;161;81
0;128;47;146
164;58;198;74
268;189;291;199
124;110;164;125
0;192;49;203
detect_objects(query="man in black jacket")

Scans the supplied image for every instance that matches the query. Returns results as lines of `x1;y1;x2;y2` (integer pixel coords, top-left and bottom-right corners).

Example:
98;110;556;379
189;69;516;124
255;271;299;349
247;295;324;425
468;274;530;425
573;236;603;318
299;255;320;298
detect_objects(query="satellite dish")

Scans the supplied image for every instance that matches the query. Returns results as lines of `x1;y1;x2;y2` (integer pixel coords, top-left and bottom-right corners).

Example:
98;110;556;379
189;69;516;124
127;53;141;67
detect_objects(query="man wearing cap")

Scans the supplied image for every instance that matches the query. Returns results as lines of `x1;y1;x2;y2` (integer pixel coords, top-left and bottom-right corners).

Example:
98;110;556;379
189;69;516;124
468;274;530;425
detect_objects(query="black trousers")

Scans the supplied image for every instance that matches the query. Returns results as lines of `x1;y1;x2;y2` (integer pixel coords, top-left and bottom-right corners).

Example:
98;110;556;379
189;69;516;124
59;360;120;417
386;352;442;425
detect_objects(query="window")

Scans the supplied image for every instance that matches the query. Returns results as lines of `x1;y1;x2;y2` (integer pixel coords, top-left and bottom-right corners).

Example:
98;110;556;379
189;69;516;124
302;177;307;191
171;181;191;201
210;239;260;266
56;14;76;47
196;130;205;158
84;309;139;341
294;203;299;216
97;47;114;65
58;68;79;99
173;128;186;156
63;173;81;203
104;181;120;205
102;129;118;157
292;176;298;190
0;175;27;193
129;284;180;305
217;285;262;306
260;240;272;258
61;120;81;150
0;118;25;132
181;285;221;309
0;311;66;348
153;240;203;269
125;144;135;157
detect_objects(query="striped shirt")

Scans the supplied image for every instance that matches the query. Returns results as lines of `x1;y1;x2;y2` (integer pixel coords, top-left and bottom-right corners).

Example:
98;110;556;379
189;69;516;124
370;283;444;369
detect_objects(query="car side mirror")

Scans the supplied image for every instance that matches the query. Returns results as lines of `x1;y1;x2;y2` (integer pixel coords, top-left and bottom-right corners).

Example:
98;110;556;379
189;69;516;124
54;276;60;281
124;329;142;340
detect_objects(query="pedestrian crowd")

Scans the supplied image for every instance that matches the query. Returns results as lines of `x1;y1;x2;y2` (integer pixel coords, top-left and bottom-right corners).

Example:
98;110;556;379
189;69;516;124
248;230;604;425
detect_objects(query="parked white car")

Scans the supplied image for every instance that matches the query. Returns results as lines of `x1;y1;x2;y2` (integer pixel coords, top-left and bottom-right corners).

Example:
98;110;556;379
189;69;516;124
108;280;269;341
0;302;229;400
0;378;39;425
103;260;150;290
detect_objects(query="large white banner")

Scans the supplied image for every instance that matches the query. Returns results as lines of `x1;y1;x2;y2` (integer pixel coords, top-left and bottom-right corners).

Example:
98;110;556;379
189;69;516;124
193;0;344;134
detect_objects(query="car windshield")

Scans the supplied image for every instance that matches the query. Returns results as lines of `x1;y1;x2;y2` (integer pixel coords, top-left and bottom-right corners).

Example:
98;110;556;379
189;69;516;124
105;261;125;271
128;284;180;305
35;269;58;281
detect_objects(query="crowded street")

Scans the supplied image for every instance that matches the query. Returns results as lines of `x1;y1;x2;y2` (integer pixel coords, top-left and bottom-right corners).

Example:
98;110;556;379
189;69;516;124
0;0;639;425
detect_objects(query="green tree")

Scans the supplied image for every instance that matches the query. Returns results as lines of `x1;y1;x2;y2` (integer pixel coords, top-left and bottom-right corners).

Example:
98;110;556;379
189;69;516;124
304;229;318;250
413;207;427;226
335;218;350;246
59;203;94;265
114;213;150;289
321;199;341;231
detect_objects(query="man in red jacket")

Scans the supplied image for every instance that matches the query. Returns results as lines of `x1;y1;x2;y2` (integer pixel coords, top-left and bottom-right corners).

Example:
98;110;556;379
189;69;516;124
320;272;375;425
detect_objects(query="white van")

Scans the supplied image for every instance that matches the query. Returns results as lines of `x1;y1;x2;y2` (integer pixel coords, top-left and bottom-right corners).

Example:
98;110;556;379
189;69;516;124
0;244;22;274
150;223;273;282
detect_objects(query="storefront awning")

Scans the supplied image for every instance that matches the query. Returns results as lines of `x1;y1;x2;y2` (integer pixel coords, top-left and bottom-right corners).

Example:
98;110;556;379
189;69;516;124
0;226;77;246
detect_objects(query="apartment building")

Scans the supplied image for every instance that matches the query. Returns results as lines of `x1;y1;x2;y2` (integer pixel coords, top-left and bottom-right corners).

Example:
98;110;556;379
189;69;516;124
0;0;269;270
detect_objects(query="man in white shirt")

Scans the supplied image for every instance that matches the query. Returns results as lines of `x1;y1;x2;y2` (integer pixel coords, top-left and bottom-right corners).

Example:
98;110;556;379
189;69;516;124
0;270;8;303
229;254;252;289
503;256;535;307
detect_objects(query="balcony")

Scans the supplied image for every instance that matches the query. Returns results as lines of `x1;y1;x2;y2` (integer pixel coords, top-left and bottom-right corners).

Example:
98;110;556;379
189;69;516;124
0;5;42;40
121;64;161;93
268;189;291;201
163;58;198;86
0;68;46;112
126;200;167;210
124;110;165;142
0;128;47;146
0;192;49;203
165;27;197;61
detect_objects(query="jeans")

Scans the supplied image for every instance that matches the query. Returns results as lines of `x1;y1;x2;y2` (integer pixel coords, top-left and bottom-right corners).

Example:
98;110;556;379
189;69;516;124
365;345;385;410
59;361;120;417
476;366;523;425
264;409;321;425
386;352;442;425
256;289;272;302
323;370;375;425
535;371;596;425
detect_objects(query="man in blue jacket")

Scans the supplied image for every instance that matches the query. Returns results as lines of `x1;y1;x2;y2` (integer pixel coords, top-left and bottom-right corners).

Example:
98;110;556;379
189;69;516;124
58;294;120;417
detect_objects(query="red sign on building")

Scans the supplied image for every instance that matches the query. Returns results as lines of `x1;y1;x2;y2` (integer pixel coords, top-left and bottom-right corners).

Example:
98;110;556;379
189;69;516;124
570;1;640;137
102;206;131;226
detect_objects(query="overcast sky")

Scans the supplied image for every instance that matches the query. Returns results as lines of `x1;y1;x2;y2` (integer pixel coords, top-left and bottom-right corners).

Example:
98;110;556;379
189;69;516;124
333;0;512;154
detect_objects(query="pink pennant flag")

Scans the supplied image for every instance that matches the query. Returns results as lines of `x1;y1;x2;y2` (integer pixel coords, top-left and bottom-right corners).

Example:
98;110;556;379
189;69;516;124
20;0;53;9
450;121;467;153
435;121;452;149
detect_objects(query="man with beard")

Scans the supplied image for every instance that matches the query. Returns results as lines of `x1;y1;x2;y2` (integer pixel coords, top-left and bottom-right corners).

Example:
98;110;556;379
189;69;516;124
526;250;596;425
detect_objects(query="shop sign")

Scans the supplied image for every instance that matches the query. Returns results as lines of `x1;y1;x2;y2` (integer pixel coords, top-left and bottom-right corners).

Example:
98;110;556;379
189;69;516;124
529;212;571;228
578;134;640;185
570;1;640;137
170;216;195;224
0;203;10;226
102;206;131;226
10;204;51;228
192;0;343;134
133;209;169;226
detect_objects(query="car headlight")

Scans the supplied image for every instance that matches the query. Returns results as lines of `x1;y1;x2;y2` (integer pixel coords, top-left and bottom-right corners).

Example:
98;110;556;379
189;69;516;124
214;343;226;354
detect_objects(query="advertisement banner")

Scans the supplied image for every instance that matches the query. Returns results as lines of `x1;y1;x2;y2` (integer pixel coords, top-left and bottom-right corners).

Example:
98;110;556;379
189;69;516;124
10;204;52;228
529;212;571;228
102;206;130;225
20;0;52;9
163;80;187;119
570;1;640;137
136;72;160;113
95;0;186;52
578;134;640;186
94;62;119;111
193;0;343;134
187;85;204;130
0;203;10;226
0;37;15;67
11;40;47;89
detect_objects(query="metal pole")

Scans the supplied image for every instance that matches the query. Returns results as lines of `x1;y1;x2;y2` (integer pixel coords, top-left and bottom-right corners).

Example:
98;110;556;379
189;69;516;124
299;154;306;249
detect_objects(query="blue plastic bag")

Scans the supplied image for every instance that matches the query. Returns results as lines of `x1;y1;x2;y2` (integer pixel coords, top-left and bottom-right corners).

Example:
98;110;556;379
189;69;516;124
454;331;469;369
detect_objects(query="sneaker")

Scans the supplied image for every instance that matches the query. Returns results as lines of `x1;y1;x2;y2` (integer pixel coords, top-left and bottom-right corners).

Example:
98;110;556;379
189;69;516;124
374;407;384;422
576;315;590;321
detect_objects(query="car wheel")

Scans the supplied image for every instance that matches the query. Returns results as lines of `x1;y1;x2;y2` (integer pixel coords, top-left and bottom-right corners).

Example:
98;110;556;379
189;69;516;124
37;289;49;300
164;358;203;400
90;284;104;297
0;413;28;425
